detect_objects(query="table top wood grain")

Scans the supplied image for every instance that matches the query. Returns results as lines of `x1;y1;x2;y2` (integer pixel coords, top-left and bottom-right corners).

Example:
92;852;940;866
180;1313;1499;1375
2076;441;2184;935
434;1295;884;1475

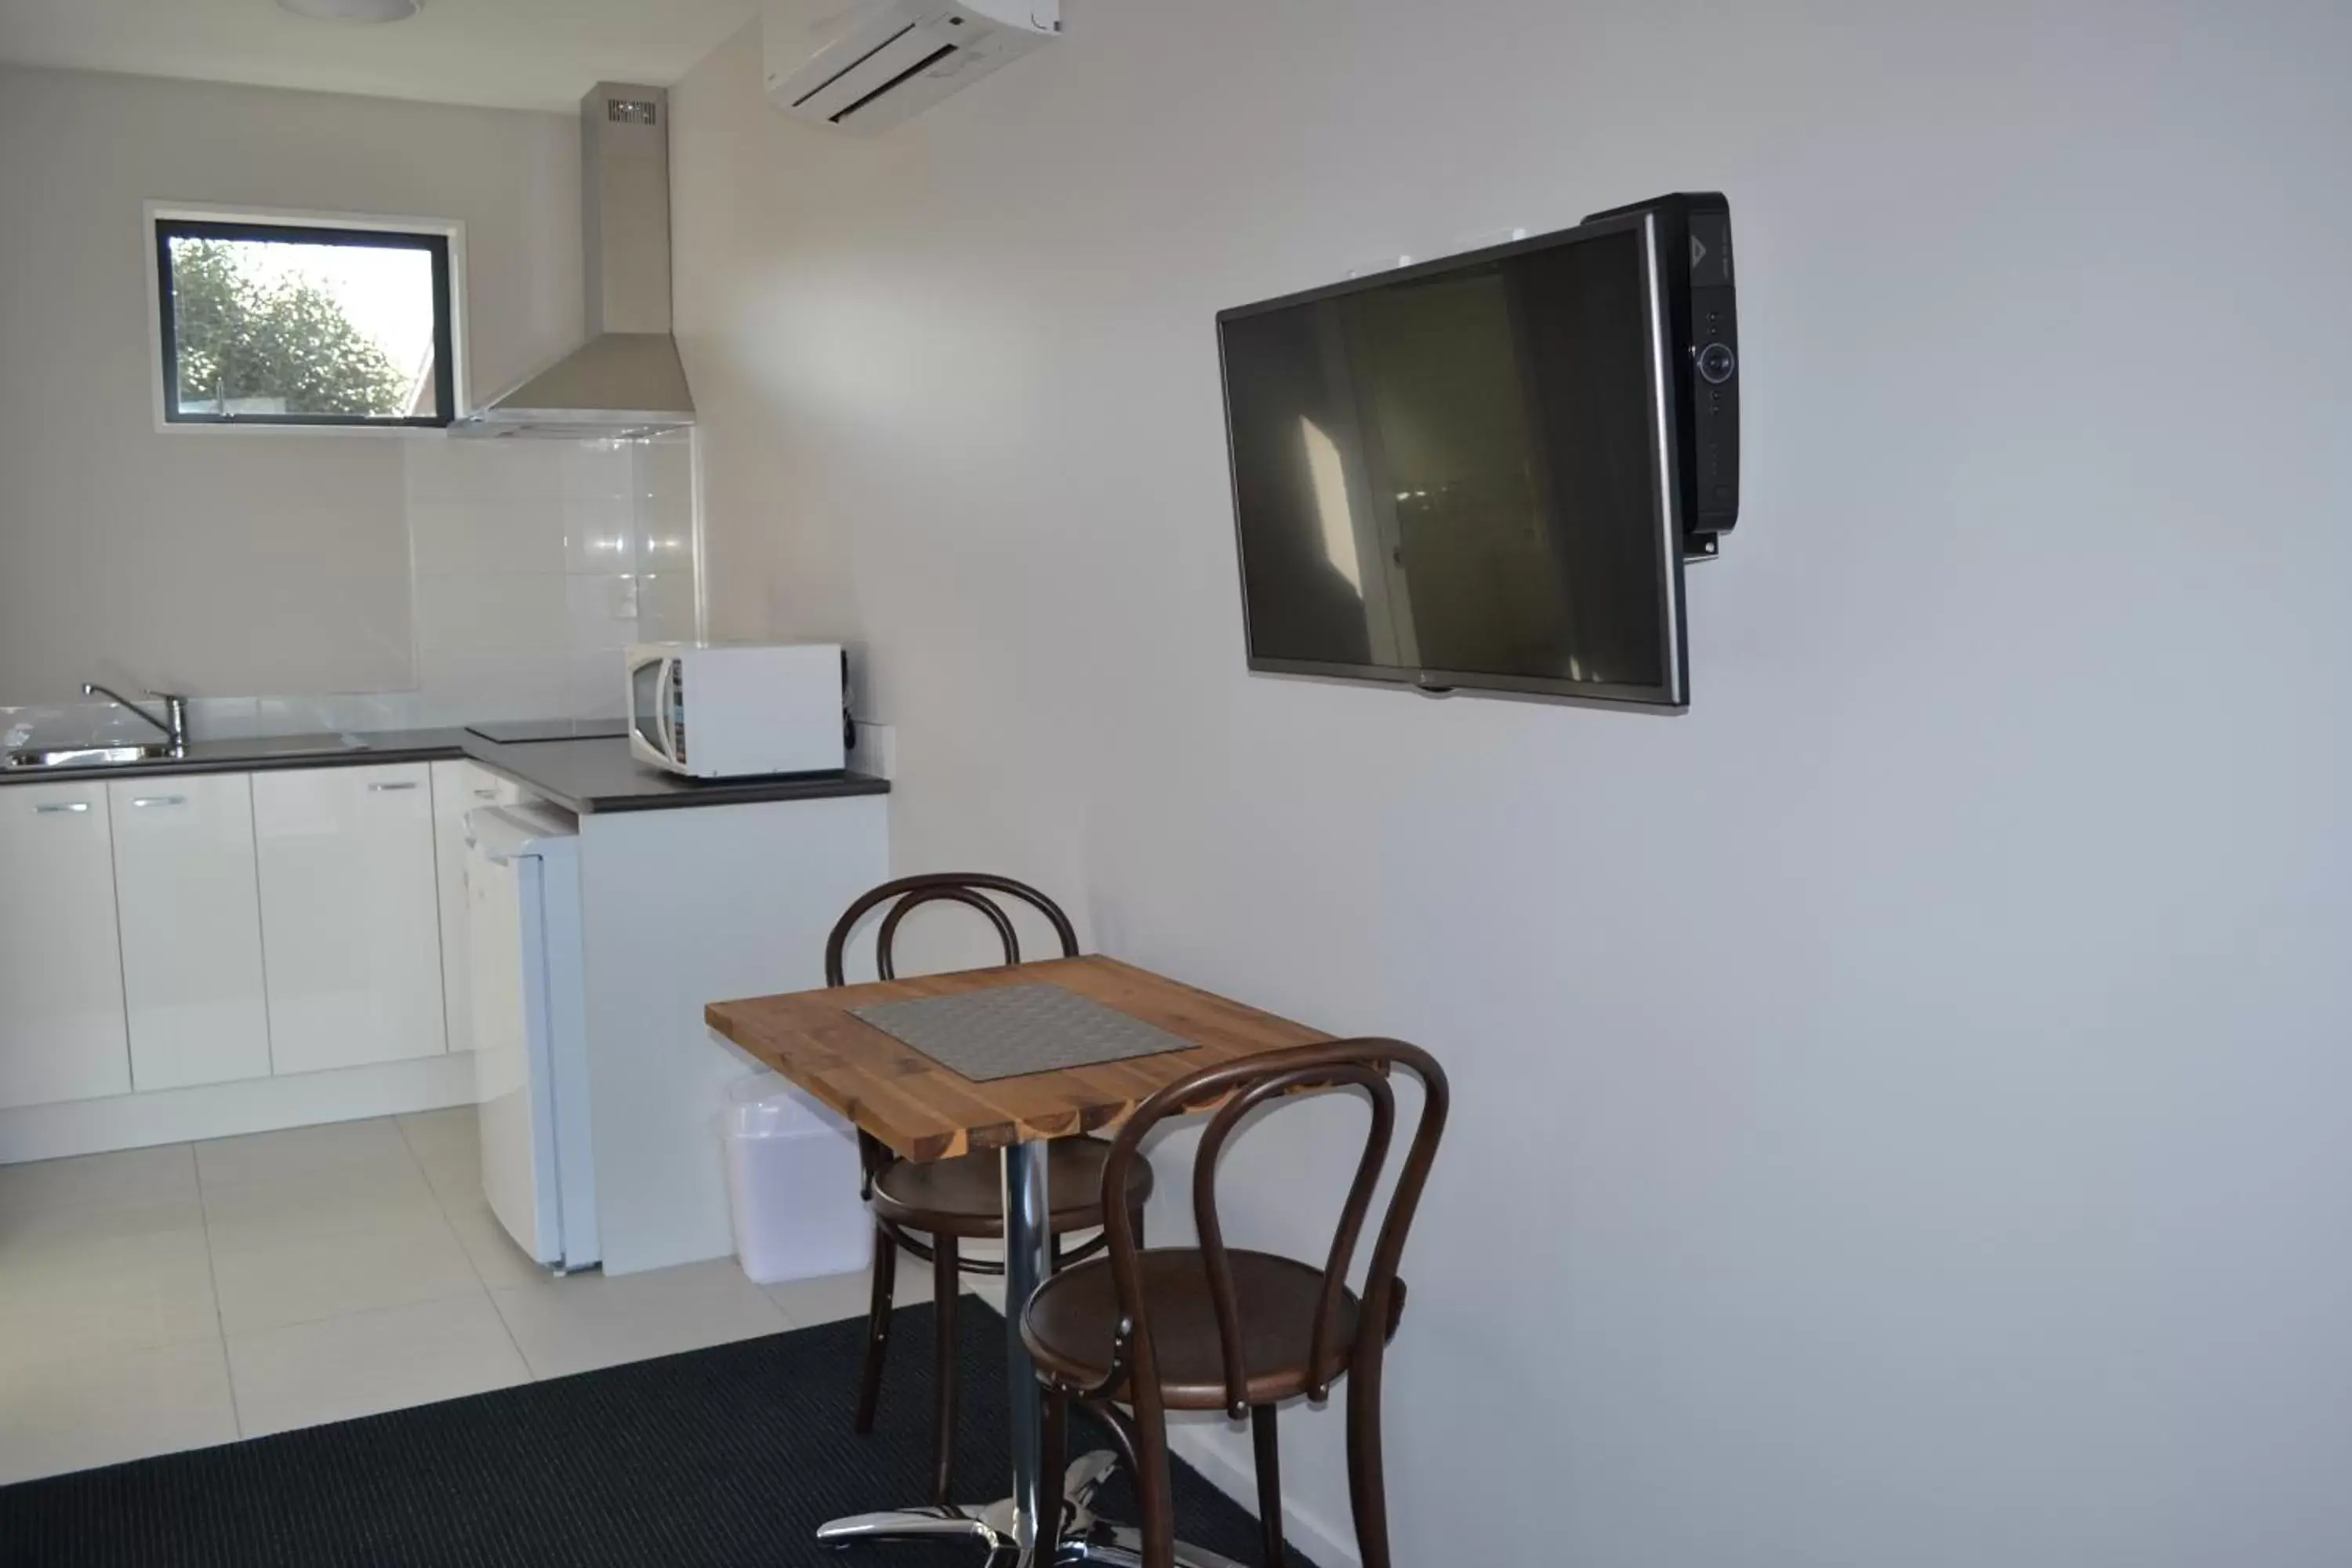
705;956;1330;1163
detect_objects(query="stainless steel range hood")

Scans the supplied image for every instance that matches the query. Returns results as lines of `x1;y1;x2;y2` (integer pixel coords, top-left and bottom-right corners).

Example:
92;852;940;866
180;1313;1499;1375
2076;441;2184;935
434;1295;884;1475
453;82;693;439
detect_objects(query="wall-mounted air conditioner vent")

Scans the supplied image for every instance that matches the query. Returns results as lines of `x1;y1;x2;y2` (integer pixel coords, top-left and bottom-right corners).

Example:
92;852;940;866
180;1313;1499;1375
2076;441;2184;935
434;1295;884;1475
763;0;1059;134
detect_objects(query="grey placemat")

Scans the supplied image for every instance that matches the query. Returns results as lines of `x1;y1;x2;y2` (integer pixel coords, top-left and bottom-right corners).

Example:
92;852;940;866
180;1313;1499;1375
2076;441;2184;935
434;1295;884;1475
850;982;1198;1083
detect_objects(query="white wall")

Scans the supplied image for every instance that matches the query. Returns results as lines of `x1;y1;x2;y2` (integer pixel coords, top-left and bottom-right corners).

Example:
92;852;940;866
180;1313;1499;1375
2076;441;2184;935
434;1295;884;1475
669;4;2352;1563
0;64;582;702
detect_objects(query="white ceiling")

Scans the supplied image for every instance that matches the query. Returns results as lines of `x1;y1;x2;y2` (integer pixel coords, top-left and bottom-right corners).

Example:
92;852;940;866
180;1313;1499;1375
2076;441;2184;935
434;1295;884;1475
0;0;755;114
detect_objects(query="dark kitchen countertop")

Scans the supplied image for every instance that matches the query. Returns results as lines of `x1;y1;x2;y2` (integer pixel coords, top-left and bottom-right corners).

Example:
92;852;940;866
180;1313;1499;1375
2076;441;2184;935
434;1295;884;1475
0;728;890;815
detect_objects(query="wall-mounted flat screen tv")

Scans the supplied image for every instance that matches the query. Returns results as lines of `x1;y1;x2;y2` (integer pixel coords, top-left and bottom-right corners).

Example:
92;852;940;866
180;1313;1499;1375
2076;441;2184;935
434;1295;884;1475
1217;209;1689;708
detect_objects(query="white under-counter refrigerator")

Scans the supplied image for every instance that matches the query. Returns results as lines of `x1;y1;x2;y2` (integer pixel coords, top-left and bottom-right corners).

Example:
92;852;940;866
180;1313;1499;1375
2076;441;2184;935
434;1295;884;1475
466;802;593;1272
464;788;888;1278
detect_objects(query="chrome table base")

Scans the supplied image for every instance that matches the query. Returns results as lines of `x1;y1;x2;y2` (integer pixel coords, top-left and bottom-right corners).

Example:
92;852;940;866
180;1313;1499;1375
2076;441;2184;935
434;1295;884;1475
816;1450;1243;1567
818;1143;1240;1568
1047;1519;1247;1568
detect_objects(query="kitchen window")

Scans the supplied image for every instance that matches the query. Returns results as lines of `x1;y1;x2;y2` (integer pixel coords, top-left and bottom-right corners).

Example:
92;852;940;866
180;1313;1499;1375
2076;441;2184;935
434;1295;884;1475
153;215;456;428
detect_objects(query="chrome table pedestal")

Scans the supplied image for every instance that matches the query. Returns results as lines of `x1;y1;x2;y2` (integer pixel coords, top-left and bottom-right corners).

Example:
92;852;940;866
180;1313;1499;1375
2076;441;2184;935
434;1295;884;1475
816;1452;1243;1566
815;1142;1245;1568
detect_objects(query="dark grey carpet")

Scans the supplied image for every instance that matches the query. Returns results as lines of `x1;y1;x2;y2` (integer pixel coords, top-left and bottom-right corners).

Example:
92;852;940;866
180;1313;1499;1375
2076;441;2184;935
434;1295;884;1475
0;1300;1312;1567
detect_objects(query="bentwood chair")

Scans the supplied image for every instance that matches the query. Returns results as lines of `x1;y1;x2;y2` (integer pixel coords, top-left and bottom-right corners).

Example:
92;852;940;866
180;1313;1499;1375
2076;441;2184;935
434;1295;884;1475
825;873;1156;1505
1020;1039;1448;1568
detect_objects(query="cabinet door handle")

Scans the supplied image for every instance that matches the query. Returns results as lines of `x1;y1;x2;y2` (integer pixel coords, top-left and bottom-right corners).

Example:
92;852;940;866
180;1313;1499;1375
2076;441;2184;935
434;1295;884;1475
368;780;420;792
131;795;187;808
34;800;91;815
473;787;498;800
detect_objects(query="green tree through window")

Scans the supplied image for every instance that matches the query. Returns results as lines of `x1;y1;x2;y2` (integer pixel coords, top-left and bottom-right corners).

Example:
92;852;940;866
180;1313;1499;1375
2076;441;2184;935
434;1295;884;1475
169;238;411;418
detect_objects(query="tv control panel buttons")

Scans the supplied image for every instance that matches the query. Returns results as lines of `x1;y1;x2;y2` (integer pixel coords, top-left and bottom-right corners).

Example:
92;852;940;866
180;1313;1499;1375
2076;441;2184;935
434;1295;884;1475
1696;341;1737;384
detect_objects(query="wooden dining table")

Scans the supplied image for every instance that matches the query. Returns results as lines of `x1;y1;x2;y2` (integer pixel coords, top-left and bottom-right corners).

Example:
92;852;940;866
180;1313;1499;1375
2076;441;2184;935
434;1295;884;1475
706;953;1329;1567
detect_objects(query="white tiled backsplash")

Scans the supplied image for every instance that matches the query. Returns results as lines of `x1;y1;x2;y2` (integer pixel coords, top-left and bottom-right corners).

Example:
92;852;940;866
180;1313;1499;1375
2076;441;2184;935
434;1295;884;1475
406;434;699;720
3;434;699;748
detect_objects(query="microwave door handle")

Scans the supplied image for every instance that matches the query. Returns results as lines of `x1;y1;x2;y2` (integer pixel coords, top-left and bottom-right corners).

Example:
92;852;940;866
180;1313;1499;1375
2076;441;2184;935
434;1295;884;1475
655;659;677;762
626;659;650;755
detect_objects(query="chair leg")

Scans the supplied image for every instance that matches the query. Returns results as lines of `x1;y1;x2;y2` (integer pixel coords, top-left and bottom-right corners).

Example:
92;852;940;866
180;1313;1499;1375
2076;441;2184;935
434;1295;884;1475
1250;1405;1286;1567
853;1224;896;1435
930;1236;960;1506
1345;1356;1390;1568
1132;1393;1178;1568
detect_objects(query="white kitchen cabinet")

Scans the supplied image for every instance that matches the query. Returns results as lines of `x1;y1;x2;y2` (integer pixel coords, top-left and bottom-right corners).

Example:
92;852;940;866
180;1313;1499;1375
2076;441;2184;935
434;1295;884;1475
108;774;272;1092
430;759;523;1056
0;782;131;1109
254;763;447;1074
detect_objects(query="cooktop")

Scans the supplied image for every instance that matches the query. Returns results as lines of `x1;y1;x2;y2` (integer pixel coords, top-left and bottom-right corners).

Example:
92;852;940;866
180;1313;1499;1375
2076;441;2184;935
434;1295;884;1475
466;718;631;746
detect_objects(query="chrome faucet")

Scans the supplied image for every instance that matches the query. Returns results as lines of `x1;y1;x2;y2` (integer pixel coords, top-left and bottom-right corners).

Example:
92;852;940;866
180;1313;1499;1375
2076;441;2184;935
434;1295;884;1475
82;682;189;757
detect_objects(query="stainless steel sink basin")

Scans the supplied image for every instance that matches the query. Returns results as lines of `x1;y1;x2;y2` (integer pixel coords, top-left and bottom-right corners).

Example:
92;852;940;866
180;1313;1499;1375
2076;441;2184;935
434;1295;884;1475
4;731;376;771
3;742;173;770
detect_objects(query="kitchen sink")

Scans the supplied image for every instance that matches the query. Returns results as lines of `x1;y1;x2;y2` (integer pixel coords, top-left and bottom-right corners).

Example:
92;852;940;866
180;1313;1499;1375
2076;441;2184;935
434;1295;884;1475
3;733;374;771
3;741;174;770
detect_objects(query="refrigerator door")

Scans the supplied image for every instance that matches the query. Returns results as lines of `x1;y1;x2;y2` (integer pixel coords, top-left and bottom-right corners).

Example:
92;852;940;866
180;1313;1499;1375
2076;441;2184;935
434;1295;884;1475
466;805;595;1270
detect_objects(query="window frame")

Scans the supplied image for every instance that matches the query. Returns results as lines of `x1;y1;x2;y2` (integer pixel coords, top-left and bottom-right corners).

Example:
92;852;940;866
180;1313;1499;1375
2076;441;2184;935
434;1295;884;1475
150;209;461;431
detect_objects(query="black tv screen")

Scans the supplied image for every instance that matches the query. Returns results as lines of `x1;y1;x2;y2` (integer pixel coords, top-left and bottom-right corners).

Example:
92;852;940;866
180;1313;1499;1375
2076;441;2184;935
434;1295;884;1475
1216;210;1687;707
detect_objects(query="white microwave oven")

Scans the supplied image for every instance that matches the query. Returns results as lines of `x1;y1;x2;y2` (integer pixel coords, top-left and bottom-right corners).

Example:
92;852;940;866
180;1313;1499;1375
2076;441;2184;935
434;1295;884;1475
626;642;847;779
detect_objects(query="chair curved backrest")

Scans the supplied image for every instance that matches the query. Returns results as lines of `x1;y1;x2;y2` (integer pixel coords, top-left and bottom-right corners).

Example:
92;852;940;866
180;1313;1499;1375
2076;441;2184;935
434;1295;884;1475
823;872;1080;988
1098;1039;1449;1422
823;873;1081;1198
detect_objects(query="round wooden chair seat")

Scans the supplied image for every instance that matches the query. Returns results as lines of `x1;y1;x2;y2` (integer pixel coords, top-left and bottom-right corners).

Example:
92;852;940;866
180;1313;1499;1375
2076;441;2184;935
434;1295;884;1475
1022;1247;1361;1410
870;1137;1155;1240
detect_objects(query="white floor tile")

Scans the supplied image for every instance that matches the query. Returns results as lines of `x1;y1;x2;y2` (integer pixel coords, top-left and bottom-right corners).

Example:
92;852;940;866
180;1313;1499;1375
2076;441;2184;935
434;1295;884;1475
764;1262;934;1328
416;1152;484;1214
396;1105;479;1178
0;1223;219;1372
398;1107;485;1215
0;1338;238;1485
0;1143;197;1217
193;1117;416;1190
227;1292;529;1438
443;1197;557;1290
199;1159;443;1254
0;1191;206;1272
488;1258;790;1381
210;1212;481;1335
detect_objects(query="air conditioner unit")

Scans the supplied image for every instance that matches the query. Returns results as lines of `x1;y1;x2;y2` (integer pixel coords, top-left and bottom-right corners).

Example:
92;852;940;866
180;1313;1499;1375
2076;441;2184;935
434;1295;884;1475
764;0;1060;134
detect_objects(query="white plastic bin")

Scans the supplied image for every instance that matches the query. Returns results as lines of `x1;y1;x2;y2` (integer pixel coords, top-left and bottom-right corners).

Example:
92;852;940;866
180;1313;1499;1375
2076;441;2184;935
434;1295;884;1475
721;1073;871;1284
